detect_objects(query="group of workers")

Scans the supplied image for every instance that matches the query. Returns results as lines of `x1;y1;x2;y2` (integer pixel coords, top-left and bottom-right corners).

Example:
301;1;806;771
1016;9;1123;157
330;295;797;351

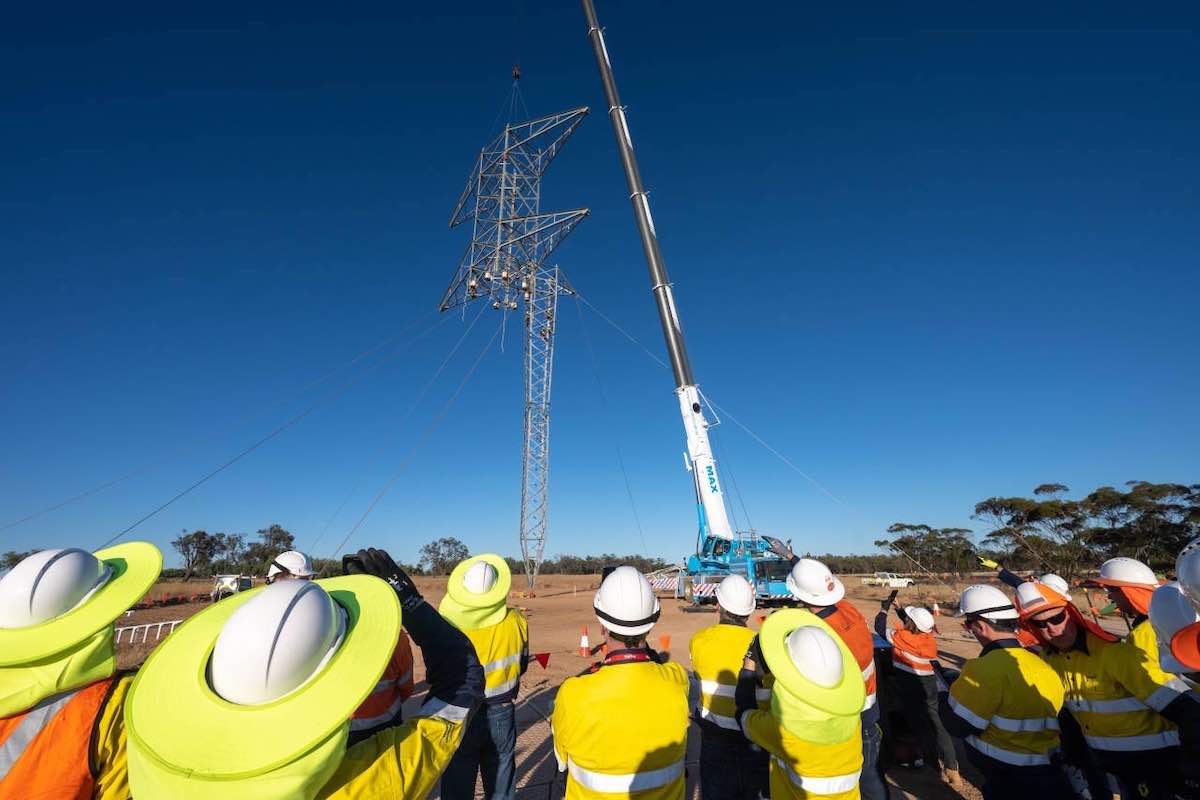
6;539;1200;799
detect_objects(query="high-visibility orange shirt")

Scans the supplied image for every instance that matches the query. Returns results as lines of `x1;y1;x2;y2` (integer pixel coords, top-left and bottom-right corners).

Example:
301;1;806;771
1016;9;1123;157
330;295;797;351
889;628;938;677
0;675;130;800
819;601;878;713
350;631;415;733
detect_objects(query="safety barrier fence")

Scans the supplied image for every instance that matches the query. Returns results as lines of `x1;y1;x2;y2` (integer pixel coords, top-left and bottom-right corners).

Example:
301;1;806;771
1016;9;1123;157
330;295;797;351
114;619;183;645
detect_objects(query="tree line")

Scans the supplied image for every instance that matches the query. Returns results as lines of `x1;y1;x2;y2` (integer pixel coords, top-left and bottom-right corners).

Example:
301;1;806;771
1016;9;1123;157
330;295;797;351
865;481;1199;579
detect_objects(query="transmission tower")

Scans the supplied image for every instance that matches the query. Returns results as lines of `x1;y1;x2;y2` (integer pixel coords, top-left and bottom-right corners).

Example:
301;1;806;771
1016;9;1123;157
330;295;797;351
442;83;588;590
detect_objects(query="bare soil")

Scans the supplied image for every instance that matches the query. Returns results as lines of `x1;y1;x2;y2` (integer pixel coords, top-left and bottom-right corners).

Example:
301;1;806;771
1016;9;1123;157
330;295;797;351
115;574;1129;799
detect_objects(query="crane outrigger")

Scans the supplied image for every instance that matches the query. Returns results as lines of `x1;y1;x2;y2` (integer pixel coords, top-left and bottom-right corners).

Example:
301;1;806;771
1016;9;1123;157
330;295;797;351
581;0;793;602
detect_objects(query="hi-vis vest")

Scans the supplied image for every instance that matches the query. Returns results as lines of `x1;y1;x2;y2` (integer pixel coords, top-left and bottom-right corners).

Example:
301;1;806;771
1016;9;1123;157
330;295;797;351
948;641;1065;767
817;602;878;714
742;711;863;800
1126;618;1193;708
0;675;129;800
463;609;528;704
886;628;936;677
689;624;770;732
351;633;415;732
1045;629;1184;753
552;652;689;799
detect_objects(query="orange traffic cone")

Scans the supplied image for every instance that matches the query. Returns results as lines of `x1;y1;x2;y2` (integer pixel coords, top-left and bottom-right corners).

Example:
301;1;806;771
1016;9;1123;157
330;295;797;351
579;626;590;658
757;614;767;626
658;634;671;652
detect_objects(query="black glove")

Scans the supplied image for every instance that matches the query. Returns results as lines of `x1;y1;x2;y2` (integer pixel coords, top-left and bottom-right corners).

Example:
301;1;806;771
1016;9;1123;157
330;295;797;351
343;547;423;611
881;589;899;611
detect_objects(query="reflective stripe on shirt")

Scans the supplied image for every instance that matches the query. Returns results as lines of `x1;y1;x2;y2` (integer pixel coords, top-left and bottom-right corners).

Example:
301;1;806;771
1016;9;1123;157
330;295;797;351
1084;730;1181;752
418;696;471;723
893;661;934;676
990;714;1059;732
567;757;684;792
697;680;771;702
483;652;522;675
772;756;862;794
863;692;877;711
1145;678;1192;712
485;676;520;698
349;692;405;732
1064;696;1148;714
0;689;79;781
697;706;740;731
966;736;1052;766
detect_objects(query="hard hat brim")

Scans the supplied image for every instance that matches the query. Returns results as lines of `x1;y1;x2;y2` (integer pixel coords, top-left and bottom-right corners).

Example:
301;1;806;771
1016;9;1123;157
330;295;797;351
0;541;162;666
759;608;864;718
785;573;845;606
440;554;511;630
125;574;400;779
1170;621;1200;672
1084;577;1160;590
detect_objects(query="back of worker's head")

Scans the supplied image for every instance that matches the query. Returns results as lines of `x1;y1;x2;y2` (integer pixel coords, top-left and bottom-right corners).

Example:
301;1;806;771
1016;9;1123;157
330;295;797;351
785;557;844;608
1039;573;1072;601
210;580;346;705
1150;581;1200;674
594;565;659;640
904;606;936;634
462;560;499;594
266;550;317;585
716;574;755;623
0;548;112;627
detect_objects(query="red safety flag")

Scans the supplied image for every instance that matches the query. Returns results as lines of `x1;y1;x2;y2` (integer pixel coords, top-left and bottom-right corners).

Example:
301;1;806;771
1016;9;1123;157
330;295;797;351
533;652;550;669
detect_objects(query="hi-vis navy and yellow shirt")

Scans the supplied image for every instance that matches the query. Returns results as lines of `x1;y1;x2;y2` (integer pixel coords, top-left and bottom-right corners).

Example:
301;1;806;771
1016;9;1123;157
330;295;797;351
552;650;689;799
942;639;1064;769
1043;629;1186;754
689;623;770;735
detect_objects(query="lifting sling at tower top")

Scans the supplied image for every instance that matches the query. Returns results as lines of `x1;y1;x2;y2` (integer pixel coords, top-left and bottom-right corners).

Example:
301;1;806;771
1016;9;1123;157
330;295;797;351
581;0;794;601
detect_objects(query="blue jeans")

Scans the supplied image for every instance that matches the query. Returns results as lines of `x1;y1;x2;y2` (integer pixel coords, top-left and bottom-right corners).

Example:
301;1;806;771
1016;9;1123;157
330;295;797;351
698;728;769;800
440;701;516;800
860;718;889;800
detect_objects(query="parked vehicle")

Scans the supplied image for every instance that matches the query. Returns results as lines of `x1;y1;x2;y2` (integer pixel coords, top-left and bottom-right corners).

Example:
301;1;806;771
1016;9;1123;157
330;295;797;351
861;572;916;588
210;574;253;602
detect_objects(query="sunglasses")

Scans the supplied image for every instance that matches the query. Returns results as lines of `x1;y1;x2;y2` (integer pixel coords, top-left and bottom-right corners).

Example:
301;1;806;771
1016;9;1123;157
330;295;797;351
1029;609;1069;629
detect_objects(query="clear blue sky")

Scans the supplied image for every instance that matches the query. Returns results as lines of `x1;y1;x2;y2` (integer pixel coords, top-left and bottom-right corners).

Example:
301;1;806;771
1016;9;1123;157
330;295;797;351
2;3;1197;568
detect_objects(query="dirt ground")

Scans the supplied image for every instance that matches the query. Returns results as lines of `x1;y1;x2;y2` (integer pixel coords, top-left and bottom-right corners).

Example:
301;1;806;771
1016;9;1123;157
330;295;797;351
114;574;1128;799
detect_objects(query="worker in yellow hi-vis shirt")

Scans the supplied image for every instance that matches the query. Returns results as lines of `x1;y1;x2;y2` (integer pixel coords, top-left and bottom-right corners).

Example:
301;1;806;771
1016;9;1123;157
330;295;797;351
0;542;162;800
439;554;529;800
1017;579;1200;800
937;584;1071;798
689;574;769;799
124;547;484;799
736;608;865;800
552;566;689;799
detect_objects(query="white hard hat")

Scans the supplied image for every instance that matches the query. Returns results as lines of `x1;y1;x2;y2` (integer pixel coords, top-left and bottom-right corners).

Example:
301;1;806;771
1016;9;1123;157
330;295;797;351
266;551;317;581
784;625;844;688
956;584;1018;621
0;548;112;628
785;558;845;606
1039;573;1073;601
1150;582;1200;674
210;580;346;705
594;566;660;637
1094;557;1158;588
462;561;499;595
905;606;936;633
716;574;756;617
1176;540;1200;612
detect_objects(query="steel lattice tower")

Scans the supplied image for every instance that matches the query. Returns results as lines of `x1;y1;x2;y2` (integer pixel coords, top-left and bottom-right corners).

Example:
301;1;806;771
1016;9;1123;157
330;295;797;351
442;96;588;590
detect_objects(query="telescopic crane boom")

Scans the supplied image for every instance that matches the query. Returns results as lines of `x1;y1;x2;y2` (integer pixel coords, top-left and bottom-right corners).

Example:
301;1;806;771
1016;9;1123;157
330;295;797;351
581;0;734;543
